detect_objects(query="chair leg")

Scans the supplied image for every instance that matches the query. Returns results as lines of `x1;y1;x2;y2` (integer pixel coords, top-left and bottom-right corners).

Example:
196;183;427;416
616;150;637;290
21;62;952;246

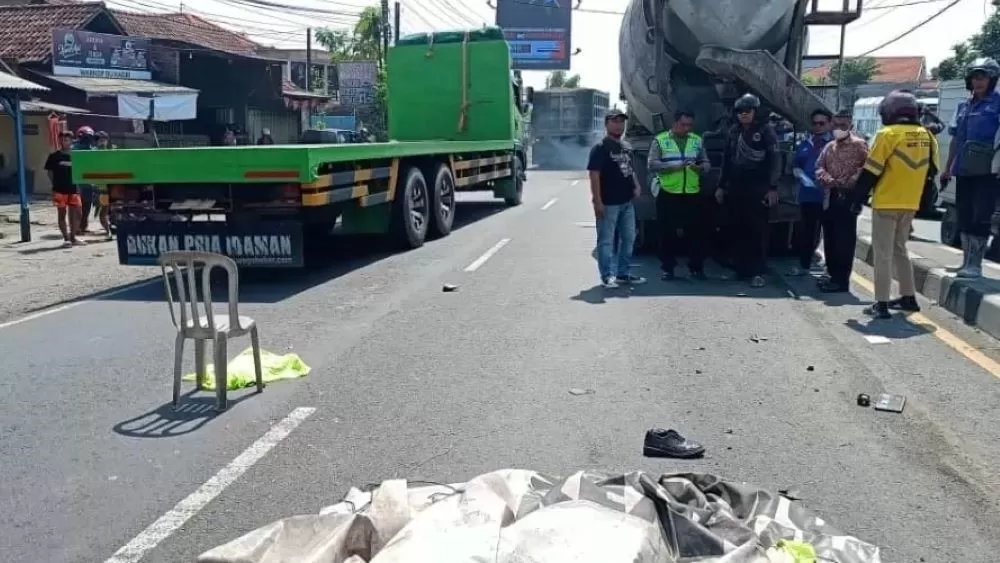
172;332;185;408
214;335;229;412
250;326;264;393
194;339;207;390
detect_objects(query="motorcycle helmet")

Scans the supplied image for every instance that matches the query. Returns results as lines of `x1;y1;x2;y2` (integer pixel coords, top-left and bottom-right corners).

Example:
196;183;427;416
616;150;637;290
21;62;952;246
76;125;95;138
878;90;920;125
965;57;1000;92
734;93;761;112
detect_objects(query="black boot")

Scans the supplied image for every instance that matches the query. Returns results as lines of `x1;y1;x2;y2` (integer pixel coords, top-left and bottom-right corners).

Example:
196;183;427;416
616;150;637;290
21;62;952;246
865;301;891;319
887;295;920;312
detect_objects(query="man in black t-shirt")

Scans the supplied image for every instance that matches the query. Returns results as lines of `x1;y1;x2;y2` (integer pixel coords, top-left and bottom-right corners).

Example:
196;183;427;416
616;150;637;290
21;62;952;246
44;131;84;247
587;108;646;288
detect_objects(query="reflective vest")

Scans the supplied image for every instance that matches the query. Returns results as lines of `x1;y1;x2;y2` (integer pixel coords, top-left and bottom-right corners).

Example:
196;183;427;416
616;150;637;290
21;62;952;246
655;132;702;194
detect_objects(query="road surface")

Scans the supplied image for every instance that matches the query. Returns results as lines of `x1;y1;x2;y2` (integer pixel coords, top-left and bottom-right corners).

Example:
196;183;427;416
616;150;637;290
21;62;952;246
2;171;1000;563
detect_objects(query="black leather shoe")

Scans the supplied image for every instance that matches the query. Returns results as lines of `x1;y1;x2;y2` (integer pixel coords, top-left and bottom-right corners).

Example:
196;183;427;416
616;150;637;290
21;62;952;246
887;296;920;312
643;428;705;459
865;302;892;319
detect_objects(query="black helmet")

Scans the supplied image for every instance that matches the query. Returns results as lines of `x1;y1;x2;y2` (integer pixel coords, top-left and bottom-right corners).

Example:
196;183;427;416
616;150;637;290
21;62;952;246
734;93;760;112
965;57;1000;91
878;90;920;125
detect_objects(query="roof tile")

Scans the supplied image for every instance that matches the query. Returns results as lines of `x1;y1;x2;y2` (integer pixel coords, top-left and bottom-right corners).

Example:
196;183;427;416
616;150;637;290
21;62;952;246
113;11;259;56
0;2;107;62
803;56;926;84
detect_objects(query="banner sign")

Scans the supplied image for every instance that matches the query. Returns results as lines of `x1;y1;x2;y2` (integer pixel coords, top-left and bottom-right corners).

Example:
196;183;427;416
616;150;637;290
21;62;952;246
336;61;378;106
116;221;304;267
52;29;151;80
495;0;572;71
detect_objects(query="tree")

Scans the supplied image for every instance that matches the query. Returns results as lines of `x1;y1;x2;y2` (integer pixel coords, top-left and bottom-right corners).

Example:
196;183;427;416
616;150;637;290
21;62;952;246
544;70;582;88
829;57;880;89
932;43;976;81
970;9;1000;60
313;6;383;62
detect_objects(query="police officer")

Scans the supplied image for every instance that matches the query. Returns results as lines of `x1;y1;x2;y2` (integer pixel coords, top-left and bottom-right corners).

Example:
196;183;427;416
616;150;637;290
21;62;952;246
647;110;712;279
942;58;1000;279
716;93;781;288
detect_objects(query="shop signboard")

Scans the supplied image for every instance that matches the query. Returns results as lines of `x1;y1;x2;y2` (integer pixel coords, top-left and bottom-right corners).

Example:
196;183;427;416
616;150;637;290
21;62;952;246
52;28;152;80
495;0;572;71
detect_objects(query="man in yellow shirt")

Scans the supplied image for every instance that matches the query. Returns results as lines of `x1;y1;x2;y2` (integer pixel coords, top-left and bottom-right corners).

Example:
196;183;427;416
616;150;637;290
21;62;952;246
854;90;938;319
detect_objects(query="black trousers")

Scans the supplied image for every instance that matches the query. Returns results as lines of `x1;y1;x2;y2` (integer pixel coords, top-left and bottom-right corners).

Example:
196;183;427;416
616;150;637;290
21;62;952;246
79;185;94;230
795;201;823;269
657;191;710;272
956;175;998;238
822;196;859;287
727;188;770;277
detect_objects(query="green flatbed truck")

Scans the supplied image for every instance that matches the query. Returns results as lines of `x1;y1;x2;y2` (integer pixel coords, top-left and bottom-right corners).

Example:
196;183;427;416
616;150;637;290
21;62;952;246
72;27;531;267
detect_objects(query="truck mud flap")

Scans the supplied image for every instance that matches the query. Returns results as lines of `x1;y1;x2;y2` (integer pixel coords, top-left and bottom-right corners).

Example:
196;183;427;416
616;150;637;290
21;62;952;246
695;46;830;129
116;221;305;267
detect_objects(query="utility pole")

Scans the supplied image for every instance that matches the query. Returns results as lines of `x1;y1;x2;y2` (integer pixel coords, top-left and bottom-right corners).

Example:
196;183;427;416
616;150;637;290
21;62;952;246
834;23;846;111
393;1;400;44
305;27;312;92
380;0;390;62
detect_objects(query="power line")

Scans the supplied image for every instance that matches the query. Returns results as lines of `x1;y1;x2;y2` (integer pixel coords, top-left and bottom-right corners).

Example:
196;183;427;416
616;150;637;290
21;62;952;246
858;0;967;56
432;0;481;26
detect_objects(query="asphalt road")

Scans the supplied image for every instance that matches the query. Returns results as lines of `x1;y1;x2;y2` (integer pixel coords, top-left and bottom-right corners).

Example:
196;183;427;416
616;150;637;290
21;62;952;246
3;171;1000;563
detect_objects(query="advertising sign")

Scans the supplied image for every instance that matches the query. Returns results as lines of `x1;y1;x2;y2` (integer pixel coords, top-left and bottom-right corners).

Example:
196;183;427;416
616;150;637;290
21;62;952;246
336;61;378;106
52;28;151;80
116;221;304;267
495;0;572;71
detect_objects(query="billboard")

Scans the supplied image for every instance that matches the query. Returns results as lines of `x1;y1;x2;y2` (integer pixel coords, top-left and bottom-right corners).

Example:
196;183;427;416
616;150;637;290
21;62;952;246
495;0;572;71
336;61;379;106
52;29;151;80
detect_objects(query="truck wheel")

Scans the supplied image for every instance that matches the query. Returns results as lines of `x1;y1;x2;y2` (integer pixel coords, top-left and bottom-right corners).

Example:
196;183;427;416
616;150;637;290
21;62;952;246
504;155;524;207
940;204;960;249
391;166;430;249
429;163;456;238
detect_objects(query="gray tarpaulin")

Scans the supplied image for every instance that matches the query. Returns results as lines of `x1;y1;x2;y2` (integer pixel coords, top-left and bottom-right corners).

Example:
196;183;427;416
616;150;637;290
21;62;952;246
198;469;882;563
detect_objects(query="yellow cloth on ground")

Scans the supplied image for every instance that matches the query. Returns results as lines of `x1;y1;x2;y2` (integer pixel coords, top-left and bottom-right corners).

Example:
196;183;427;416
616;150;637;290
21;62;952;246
182;348;311;391
765;540;817;563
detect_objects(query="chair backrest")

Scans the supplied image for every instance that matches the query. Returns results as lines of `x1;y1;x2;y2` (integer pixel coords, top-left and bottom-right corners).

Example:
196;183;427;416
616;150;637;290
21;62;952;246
158;251;239;331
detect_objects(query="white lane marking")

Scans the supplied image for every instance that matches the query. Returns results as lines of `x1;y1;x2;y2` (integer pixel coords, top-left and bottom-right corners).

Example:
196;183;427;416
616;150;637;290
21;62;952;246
541;198;558;210
104;406;316;563
939;246;962;254
0;277;161;330
864;335;891;345
571;180;579;186
464;238;511;272
574;221;596;227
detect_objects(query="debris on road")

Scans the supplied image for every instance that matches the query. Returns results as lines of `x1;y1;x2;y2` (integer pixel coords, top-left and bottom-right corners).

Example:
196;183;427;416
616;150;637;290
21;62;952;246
806;365;815;372
182;348;311;391
441;283;458;292
568;387;595;396
749;334;768;343
857;393;871;407
874;393;906;413
778;488;804;500
863;335;891;345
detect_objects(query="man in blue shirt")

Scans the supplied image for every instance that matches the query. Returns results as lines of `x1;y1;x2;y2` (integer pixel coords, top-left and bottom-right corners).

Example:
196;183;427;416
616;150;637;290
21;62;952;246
788;108;832;275
942;58;1000;279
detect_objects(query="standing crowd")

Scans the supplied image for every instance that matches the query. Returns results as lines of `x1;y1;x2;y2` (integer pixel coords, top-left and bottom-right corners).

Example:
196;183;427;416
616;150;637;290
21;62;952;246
586;57;1000;320
44;125;115;248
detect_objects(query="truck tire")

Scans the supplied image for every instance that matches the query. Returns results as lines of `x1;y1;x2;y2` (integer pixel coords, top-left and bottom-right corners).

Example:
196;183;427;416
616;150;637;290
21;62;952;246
391;166;430;249
940;204;960;249
504;155;524;207
429;163;457;238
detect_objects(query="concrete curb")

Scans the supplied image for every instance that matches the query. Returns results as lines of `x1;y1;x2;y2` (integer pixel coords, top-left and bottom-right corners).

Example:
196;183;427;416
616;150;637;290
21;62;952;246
854;235;1000;340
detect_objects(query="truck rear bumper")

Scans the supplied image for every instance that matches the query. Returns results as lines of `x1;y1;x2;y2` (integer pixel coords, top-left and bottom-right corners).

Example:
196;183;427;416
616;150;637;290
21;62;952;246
116;220;305;267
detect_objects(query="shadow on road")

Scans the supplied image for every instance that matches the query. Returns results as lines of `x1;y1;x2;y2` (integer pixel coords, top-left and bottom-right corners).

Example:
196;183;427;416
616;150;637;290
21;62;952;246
844;316;936;340
21;201;507;310
113;392;254;438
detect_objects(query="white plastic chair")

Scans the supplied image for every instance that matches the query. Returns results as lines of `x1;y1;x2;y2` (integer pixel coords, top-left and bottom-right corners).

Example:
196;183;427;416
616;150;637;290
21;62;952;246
159;251;263;411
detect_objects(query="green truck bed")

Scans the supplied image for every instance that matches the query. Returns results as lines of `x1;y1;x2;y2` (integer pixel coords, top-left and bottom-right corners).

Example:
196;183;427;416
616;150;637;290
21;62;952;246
71;139;515;184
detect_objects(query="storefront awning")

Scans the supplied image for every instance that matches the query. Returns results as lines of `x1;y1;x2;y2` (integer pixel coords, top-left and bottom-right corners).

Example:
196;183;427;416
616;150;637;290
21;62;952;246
26;71;198;96
19;100;90;114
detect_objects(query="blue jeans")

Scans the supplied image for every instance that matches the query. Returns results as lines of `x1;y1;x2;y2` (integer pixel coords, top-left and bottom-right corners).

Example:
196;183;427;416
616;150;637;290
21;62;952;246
596;202;637;279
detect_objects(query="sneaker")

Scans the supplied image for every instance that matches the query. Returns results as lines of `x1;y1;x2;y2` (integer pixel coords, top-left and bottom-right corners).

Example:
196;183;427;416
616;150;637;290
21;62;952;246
616;274;647;285
642;428;705;459
887;295;920;312
71;239;87;246
601;276;619;289
61;240;73;248
865;301;891;319
750;275;765;288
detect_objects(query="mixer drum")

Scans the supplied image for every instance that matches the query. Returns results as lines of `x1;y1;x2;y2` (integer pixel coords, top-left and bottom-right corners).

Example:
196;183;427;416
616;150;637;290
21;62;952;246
619;0;799;133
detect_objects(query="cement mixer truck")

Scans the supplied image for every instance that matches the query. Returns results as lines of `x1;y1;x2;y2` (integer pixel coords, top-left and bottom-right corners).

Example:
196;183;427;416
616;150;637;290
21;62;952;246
619;0;861;252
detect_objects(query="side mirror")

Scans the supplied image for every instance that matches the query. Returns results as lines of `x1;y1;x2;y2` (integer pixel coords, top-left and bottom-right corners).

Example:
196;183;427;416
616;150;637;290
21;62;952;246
525;86;534;104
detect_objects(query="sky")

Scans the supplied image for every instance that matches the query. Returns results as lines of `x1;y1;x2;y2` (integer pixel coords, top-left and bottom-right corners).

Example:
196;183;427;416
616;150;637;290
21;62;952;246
106;0;995;100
